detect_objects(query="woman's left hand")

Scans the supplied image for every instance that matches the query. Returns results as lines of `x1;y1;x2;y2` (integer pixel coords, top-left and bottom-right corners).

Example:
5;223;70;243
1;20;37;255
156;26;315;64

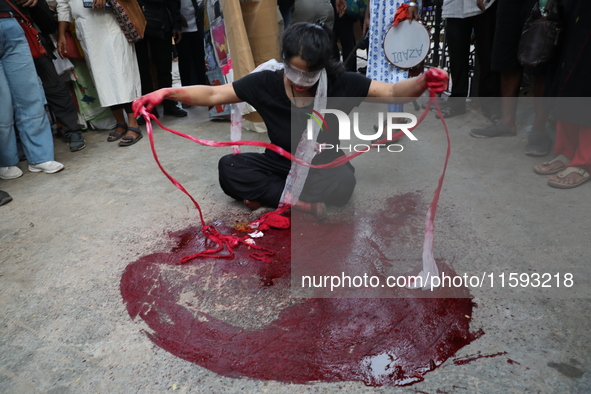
421;68;449;94
133;89;169;118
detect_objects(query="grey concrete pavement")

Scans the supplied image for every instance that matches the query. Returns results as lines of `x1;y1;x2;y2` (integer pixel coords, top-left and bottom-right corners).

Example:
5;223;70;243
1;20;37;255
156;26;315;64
0;98;589;393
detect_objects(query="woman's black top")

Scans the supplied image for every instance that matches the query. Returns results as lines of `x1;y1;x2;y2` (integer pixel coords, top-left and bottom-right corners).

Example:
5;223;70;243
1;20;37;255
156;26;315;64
233;70;372;164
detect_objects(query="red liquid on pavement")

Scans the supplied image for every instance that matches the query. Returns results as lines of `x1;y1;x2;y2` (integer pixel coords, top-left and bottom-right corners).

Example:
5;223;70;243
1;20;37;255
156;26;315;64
121;193;483;386
452;351;507;366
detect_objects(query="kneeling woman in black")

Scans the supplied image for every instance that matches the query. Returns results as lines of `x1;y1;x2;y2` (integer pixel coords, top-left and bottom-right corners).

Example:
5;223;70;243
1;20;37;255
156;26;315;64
133;22;448;218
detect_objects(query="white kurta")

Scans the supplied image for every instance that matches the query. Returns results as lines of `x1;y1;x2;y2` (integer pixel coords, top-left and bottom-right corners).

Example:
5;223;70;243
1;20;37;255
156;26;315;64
367;0;412;83
57;0;141;107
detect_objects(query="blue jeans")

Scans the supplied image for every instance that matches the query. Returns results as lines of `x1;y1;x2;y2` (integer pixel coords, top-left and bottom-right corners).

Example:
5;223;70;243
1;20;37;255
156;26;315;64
0;18;54;166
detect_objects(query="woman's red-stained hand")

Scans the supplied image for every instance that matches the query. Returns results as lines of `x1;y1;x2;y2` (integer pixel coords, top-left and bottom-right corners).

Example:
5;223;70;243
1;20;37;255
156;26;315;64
423;68;449;94
132;90;168;118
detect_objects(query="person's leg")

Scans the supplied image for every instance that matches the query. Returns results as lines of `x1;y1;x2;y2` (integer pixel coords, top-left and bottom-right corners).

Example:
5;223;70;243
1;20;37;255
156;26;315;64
473;1;501;119
471;0;524;137
444;17;472;114
176;31;198;86
0;43;20;169
193;30;207;85
278;0;294;27
109;105;129;141
553;121;580;162
1;20;57;167
499;69;521;130
547;122;591;187
300;163;356;206
134;38;154;96
134;38;161;123
34;55;86;152
218;153;291;207
570;125;591;171
525;73;552;156
534;120;577;174
334;14;357;72
471;68;521;138
112;104;142;146
151;34;187;116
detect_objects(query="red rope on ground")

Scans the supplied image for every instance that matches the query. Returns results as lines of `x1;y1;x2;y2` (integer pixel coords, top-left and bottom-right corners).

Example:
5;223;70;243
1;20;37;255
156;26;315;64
141;92;450;265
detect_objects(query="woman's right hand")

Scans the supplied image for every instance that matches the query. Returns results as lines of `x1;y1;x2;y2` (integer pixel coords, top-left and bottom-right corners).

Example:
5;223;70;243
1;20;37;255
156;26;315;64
133;89;169;118
57;34;68;58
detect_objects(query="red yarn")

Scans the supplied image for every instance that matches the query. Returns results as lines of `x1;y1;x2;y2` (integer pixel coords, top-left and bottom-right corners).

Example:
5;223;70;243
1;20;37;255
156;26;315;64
392;3;410;27
141;91;450;265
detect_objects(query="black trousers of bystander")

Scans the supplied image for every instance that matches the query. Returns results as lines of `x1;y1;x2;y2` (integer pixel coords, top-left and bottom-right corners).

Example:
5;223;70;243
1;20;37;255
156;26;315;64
176;31;207;86
445;1;500;117
34;55;84;134
135;35;178;110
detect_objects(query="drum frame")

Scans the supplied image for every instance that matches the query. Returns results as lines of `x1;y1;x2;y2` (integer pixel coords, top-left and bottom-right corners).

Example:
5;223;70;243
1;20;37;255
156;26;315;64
382;20;431;69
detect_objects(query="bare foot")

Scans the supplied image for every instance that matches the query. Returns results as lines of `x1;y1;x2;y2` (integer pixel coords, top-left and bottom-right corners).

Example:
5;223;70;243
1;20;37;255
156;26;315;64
107;124;127;141
244;200;262;210
534;155;571;175
537;160;566;173
123;128;140;140
293;200;327;221
548;168;587;187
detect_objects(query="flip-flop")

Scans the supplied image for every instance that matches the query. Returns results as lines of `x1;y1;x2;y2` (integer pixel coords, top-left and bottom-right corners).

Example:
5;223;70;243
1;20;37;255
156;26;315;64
548;166;590;189
118;127;143;147
108;123;127;142
534;154;571;175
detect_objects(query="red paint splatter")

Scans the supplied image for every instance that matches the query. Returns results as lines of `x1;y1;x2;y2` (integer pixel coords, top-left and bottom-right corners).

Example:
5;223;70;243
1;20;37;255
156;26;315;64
507;359;521;366
120;193;484;386
452;351;507;366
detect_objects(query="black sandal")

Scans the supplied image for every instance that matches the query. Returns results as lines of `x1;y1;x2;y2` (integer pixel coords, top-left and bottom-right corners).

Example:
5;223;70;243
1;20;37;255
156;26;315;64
118;127;143;146
108;123;127;142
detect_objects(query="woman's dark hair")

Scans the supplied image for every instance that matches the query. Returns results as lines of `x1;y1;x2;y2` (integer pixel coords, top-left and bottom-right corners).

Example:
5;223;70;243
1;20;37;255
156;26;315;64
281;22;345;84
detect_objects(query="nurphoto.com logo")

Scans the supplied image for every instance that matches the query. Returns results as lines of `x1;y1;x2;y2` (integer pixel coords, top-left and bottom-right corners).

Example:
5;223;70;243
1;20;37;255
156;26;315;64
306;110;418;153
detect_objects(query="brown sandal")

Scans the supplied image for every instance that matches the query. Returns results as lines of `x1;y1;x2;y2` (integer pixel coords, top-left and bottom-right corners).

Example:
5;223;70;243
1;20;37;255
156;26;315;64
548;167;591;189
533;154;571;175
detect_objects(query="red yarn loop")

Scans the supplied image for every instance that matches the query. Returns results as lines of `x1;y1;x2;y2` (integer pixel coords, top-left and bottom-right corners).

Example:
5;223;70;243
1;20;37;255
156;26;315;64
141;89;450;265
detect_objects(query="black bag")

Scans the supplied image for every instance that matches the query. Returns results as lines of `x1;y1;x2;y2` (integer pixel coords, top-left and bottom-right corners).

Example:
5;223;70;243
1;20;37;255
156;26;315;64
518;0;563;67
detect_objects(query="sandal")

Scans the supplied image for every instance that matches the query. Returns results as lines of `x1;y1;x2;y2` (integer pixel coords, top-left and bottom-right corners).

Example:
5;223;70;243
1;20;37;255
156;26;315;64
533;154;571;175
118;127;143;147
548;166;591;189
435;106;467;119
108;123;127;142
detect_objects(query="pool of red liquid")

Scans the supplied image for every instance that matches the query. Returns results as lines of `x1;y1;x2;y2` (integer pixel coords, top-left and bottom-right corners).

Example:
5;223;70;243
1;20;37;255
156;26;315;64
120;193;482;386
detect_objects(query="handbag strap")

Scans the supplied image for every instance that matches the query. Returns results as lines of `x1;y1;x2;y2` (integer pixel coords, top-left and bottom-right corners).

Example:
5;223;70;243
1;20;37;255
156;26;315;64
5;0;32;21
